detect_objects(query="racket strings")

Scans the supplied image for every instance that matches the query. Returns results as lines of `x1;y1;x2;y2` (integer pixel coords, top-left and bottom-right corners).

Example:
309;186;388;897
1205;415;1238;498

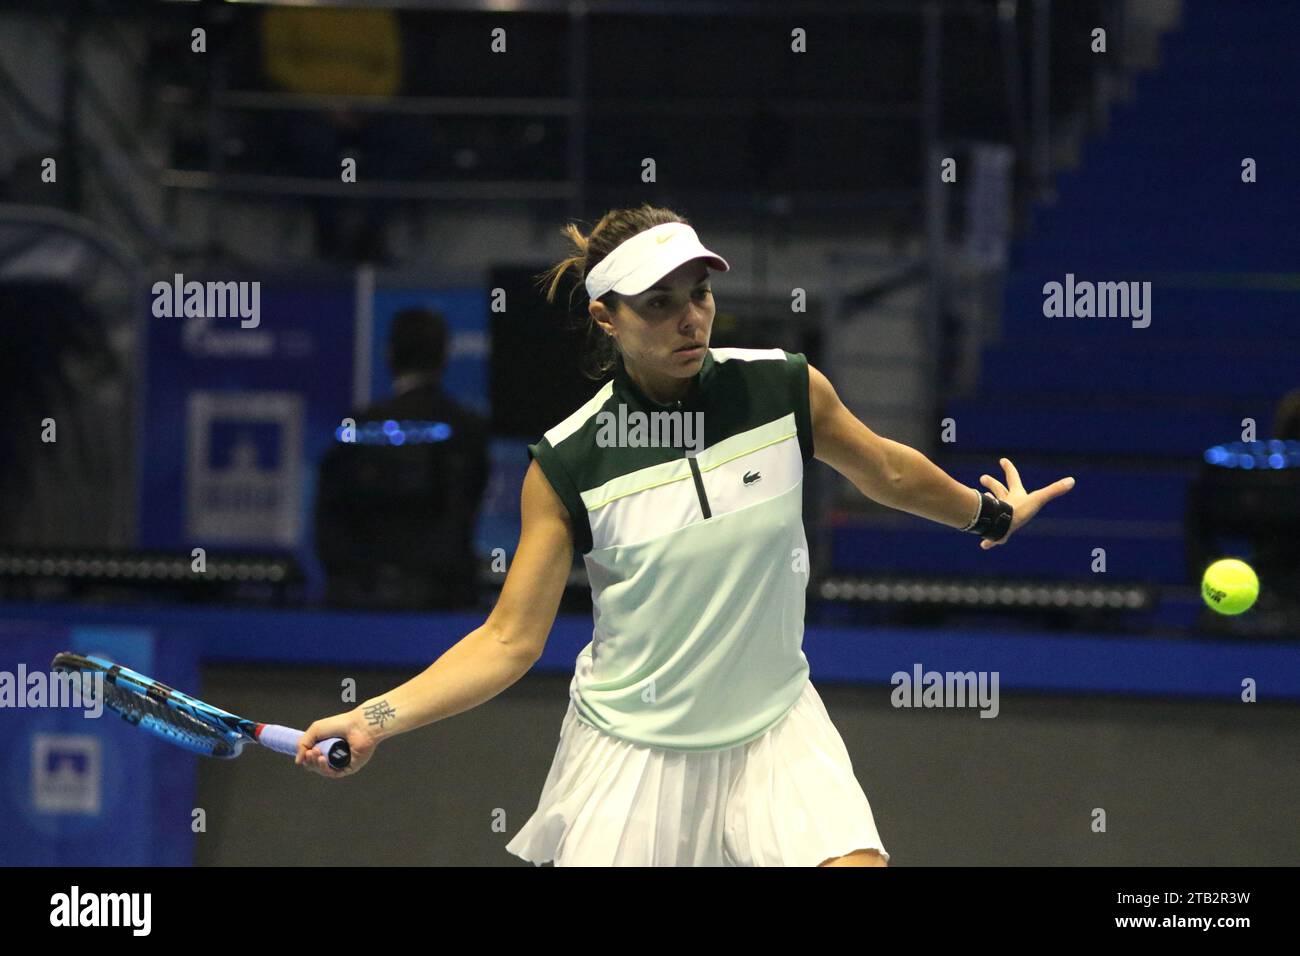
103;681;237;758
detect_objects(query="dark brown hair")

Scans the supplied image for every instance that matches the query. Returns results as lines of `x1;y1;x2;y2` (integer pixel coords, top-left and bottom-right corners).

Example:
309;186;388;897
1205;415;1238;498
387;307;447;376
535;203;688;379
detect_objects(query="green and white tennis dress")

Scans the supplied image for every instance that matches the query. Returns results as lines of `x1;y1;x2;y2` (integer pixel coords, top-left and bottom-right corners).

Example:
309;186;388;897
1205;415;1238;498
505;347;889;866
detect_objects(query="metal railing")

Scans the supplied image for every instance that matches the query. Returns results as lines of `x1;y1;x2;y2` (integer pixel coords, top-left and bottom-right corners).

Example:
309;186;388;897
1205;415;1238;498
150;0;1037;238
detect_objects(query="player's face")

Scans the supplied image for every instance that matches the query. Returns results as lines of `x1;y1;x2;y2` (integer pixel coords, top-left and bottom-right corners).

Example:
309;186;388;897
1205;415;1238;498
596;259;716;385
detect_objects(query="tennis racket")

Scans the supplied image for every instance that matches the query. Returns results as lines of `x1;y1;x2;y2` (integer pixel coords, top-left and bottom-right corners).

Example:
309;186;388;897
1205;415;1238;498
51;651;351;771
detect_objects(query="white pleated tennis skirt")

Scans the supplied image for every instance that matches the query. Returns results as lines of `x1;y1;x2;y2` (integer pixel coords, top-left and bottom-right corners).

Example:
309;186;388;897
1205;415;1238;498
505;679;889;867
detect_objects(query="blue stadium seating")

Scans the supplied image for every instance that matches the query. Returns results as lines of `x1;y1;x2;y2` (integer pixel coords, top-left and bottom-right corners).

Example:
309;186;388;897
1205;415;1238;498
836;0;1299;604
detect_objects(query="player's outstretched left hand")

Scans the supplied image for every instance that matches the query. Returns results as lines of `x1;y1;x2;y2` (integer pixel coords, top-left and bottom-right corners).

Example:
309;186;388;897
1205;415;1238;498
977;457;1075;550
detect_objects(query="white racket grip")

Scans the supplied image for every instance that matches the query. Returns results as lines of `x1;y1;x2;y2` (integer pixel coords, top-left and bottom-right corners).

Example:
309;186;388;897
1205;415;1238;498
256;724;351;769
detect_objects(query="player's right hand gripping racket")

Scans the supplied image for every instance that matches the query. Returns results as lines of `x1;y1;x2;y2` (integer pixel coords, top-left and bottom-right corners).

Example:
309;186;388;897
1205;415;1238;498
51;652;351;770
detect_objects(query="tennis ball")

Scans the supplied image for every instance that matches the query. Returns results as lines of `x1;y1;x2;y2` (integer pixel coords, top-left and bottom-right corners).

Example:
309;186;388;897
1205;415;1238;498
1200;558;1259;615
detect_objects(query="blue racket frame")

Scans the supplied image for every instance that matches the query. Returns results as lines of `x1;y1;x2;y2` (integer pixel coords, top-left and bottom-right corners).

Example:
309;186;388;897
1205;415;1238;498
50;652;350;769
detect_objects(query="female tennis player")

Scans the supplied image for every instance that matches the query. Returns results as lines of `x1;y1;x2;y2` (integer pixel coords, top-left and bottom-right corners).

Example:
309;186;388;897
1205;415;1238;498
296;203;1075;866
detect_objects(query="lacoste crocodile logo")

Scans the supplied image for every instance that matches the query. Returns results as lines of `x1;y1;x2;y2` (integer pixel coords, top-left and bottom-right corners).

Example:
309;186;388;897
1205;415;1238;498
743;471;761;485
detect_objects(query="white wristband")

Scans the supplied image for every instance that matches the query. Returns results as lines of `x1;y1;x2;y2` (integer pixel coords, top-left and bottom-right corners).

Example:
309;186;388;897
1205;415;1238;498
959;487;983;532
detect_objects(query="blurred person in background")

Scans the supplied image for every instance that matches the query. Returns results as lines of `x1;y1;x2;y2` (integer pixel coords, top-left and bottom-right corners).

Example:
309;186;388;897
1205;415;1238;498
1258;387;1300;600
315;308;489;609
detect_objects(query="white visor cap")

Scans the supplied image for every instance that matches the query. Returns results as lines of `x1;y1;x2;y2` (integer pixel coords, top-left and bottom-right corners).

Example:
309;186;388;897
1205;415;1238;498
584;221;729;301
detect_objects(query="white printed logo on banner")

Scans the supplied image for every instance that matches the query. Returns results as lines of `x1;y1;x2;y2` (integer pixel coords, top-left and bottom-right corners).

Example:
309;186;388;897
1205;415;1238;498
186;392;303;545
33;734;101;814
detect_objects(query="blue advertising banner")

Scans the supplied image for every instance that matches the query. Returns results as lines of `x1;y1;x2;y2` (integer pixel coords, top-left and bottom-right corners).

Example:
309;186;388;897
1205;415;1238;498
139;275;357;597
140;275;503;592
0;625;199;866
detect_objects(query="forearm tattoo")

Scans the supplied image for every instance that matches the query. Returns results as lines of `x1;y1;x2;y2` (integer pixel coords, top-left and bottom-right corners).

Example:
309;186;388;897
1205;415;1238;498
363;700;397;729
